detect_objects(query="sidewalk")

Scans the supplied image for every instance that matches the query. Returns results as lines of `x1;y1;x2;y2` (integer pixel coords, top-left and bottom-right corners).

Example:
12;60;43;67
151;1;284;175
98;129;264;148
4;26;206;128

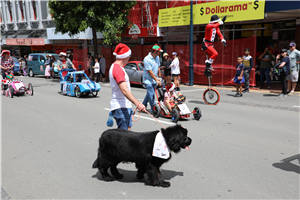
181;80;300;96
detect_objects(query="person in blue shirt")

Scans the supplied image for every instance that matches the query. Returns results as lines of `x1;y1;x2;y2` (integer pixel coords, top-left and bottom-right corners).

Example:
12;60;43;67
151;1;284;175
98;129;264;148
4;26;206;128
242;48;253;93
232;56;245;97
276;49;290;97
142;44;163;113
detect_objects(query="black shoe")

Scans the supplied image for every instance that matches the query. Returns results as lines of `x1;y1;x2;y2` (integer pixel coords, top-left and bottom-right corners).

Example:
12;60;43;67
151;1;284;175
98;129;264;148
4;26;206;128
238;93;243;97
242;89;249;93
177;87;180;91
234;93;239;97
205;62;214;71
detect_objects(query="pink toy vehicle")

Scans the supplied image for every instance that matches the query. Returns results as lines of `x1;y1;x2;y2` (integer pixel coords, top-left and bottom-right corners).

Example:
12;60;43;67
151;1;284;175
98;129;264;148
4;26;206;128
1;75;33;98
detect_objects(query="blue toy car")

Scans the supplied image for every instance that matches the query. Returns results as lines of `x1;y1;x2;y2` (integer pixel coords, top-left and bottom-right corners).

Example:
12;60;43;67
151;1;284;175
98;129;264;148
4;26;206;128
59;69;101;98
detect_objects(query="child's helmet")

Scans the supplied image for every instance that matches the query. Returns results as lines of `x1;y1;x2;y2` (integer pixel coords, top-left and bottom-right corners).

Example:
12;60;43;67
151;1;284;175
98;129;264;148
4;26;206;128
6;74;14;80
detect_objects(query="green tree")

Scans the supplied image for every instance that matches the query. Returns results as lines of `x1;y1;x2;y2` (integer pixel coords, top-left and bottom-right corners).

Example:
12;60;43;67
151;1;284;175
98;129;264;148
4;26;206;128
48;1;136;55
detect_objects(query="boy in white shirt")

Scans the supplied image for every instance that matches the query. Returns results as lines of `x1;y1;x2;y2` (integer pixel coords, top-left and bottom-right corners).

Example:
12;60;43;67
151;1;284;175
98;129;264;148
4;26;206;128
93;58;100;82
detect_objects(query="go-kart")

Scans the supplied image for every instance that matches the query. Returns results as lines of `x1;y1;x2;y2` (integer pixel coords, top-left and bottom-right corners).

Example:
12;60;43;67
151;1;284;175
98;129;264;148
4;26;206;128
59;69;101;98
1;77;33;98
153;86;202;123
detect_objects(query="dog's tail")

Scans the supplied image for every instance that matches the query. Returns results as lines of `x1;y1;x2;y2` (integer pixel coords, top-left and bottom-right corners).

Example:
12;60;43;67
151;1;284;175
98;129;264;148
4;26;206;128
92;158;99;168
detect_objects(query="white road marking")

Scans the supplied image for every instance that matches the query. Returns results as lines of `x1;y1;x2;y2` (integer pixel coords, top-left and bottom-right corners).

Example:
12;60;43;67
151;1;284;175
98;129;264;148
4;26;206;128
104;108;175;125
292;106;300;108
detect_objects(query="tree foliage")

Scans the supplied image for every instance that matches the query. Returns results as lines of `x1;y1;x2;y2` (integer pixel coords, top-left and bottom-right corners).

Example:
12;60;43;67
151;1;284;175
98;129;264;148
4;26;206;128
48;1;136;45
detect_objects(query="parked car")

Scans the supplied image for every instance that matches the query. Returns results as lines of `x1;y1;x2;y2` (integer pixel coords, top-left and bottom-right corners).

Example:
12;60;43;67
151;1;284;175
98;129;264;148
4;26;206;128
27;53;59;77
11;56;20;74
0;56;20;74
123;61;145;88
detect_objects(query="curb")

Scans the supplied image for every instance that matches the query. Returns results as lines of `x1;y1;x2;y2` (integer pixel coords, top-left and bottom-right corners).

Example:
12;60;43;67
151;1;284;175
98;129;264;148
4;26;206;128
180;84;300;96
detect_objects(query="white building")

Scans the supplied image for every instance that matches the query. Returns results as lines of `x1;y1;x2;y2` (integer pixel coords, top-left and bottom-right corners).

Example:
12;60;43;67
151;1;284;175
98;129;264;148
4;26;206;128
1;0;54;39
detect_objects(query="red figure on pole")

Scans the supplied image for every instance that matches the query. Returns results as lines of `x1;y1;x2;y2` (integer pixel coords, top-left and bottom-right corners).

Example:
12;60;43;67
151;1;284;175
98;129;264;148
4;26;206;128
202;15;227;71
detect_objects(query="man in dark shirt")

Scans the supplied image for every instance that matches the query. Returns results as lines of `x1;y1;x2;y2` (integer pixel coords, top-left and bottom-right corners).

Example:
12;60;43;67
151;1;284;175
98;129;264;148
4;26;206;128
276;49;290;97
258;47;272;89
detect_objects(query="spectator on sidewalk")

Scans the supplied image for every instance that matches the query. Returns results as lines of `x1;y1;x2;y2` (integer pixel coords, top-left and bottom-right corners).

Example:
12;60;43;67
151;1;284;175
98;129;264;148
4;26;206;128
233;56;245;97
0;50;14;79
109;43;146;130
161;53;172;85
87;56;91;75
287;42;300;94
258;47;272;89
242;48;253;93
276;49;290;97
170;52;180;91
44;54;51;79
49;55;55;79
93;58;100;83
142;44;162;113
100;53;106;82
90;56;95;80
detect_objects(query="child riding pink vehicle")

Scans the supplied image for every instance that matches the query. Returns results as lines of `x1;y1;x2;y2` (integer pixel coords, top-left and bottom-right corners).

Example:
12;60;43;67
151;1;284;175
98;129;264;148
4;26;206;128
1;73;33;98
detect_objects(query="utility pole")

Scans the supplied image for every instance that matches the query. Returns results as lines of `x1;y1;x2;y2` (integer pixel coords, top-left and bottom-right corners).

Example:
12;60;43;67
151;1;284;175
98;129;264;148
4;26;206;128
189;0;194;86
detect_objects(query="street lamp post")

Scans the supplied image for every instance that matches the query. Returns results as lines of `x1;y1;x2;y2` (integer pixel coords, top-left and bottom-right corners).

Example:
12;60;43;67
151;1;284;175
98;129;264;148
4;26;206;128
189;0;194;86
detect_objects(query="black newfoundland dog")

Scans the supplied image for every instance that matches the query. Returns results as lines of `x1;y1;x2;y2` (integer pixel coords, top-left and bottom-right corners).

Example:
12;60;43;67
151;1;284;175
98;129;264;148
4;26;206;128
92;124;191;187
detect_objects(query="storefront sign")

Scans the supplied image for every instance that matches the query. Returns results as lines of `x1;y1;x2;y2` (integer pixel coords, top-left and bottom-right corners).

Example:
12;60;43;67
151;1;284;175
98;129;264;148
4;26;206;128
122;25;157;38
159;0;265;27
6;38;45;46
31;45;54;51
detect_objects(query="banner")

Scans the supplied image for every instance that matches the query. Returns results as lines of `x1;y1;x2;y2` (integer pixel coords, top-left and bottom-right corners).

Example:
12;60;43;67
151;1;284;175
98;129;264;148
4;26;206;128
6;38;45;46
159;0;265;27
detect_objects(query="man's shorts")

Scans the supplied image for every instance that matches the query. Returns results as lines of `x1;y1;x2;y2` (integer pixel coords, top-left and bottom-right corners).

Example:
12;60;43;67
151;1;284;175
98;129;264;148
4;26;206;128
111;108;133;130
287;70;299;82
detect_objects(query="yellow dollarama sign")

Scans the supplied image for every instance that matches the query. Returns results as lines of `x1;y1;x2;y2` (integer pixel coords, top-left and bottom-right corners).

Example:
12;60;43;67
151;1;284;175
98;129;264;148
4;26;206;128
159;0;265;27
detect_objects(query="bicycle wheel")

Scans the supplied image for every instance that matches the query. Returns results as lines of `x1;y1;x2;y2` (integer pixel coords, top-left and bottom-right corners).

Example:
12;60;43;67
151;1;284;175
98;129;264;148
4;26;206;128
203;88;220;105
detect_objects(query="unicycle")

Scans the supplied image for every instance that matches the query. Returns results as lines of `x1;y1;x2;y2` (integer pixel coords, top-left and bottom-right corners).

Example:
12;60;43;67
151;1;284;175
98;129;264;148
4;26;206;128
203;69;220;105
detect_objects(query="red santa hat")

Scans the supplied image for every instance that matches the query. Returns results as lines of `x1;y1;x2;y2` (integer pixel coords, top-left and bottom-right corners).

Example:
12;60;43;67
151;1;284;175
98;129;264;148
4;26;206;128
59;52;67;57
113;43;131;59
165;82;175;92
1;50;10;56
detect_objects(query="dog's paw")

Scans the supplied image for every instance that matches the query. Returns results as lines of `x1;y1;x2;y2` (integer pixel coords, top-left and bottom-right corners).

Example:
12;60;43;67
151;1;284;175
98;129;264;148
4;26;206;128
102;176;115;182
158;180;171;188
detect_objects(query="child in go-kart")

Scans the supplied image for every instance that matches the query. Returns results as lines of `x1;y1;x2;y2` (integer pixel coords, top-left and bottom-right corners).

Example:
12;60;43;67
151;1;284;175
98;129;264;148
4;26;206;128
164;82;178;112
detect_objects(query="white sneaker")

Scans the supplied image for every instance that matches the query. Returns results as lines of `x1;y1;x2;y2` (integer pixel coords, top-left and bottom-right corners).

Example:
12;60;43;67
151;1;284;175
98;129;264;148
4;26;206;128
278;93;286;97
290;91;295;94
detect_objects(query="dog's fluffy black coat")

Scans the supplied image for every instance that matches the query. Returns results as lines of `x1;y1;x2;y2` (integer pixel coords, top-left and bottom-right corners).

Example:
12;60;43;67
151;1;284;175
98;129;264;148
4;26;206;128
92;124;191;187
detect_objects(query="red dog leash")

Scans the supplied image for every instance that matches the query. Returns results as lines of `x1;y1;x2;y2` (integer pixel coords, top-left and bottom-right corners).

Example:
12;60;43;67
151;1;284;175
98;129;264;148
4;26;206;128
132;103;166;129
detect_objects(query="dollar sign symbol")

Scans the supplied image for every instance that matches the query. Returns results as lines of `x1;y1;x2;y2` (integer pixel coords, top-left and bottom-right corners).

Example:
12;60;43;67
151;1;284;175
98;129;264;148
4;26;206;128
200;7;204;16
254;0;259;10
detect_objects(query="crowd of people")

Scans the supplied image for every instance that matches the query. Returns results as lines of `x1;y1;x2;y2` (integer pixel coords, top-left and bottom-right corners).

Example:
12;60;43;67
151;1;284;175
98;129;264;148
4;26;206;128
231;42;300;98
87;53;106;83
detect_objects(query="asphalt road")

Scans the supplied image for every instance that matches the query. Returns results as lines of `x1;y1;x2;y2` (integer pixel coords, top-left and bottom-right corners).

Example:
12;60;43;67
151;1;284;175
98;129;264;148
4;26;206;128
1;75;299;199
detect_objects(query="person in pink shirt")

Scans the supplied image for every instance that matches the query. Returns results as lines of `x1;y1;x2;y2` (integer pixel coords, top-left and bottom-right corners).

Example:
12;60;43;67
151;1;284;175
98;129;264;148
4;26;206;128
164;82;178;112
